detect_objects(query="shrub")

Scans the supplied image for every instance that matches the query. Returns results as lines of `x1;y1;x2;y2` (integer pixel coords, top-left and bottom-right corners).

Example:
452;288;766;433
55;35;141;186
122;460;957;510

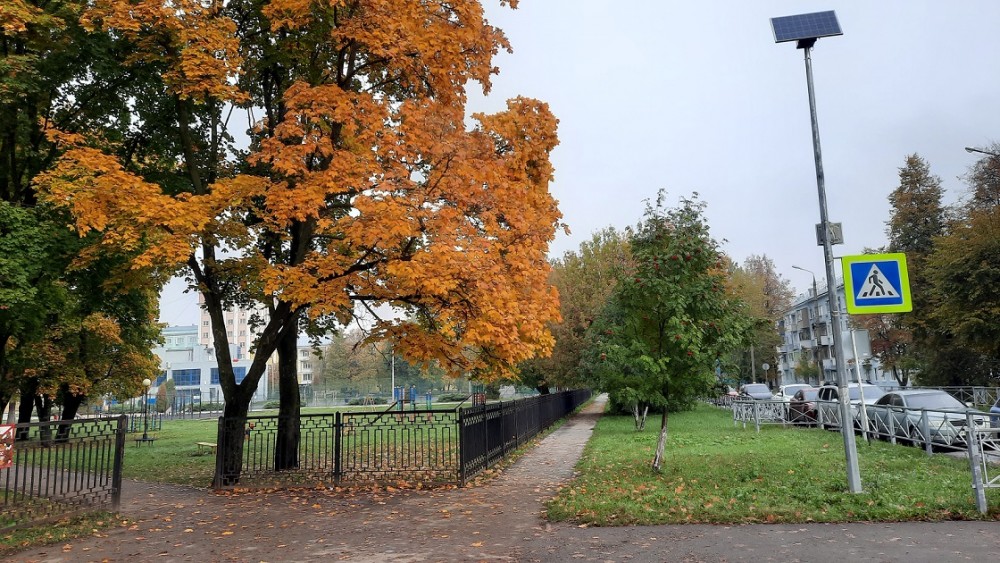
435;393;470;403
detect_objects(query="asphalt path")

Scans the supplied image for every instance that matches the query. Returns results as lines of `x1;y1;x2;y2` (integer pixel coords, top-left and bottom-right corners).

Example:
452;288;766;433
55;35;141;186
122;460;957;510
11;395;1000;562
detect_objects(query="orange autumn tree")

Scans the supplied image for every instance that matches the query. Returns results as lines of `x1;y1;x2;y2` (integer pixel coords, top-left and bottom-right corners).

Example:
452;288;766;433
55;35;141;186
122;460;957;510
38;0;561;480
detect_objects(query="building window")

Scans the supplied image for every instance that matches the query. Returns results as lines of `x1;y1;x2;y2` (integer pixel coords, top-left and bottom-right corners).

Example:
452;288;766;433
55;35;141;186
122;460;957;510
202;320;209;326
300;361;312;371
301;372;313;383
203;332;209;339
211;367;247;384
172;369;201;386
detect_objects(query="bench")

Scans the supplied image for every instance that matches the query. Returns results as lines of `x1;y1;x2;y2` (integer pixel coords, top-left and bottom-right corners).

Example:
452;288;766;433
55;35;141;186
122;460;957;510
195;441;217;454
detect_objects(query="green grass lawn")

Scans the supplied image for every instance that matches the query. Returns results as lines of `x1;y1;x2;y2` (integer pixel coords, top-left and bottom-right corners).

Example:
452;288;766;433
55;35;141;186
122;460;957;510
123;417;219;487
546;402;1000;525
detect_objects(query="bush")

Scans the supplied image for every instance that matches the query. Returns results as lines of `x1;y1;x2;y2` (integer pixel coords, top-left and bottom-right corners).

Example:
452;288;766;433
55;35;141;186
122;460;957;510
263;400;280;409
155;379;176;413
435;393;470;403
347;396;387;406
187;402;225;412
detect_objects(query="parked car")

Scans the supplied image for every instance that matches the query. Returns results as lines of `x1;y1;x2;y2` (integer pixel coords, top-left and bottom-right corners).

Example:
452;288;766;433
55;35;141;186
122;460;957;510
773;384;811;403
816;383;886;429
787;387;819;426
990;397;1000;429
739;383;773;400
865;389;990;447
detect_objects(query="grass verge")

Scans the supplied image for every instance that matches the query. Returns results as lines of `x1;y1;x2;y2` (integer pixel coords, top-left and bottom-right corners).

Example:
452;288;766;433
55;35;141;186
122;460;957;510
0;512;123;557
546;402;1000;525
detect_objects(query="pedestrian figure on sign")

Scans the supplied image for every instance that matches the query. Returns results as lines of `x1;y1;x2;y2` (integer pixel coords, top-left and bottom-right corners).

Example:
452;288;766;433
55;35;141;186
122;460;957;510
863;271;885;297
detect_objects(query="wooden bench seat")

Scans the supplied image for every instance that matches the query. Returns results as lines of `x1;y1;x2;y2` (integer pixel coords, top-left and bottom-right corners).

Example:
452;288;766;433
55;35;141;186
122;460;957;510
195;441;217;454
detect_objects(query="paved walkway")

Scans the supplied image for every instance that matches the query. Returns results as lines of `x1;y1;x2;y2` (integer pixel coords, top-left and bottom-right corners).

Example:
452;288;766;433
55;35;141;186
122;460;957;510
11;395;1000;562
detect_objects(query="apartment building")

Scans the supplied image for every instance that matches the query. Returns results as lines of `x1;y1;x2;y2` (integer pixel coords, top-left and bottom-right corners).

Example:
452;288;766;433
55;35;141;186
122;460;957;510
776;278;890;388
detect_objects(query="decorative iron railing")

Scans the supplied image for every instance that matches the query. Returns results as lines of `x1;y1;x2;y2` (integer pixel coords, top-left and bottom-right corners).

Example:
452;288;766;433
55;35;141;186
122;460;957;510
1;416;126;531
212;390;591;489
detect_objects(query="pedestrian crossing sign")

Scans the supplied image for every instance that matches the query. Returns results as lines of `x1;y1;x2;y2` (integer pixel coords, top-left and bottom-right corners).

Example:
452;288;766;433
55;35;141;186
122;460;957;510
842;253;912;314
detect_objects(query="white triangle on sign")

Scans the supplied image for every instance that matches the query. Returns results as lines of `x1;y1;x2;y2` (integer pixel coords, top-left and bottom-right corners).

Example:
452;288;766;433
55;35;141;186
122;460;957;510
856;264;898;299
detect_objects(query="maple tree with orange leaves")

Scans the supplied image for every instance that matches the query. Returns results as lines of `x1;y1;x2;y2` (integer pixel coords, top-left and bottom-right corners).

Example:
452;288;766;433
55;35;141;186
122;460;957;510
36;0;561;480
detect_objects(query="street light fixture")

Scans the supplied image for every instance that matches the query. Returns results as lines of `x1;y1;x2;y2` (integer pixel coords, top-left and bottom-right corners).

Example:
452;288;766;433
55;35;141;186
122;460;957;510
772;10;862;493
965;146;1000;157
141;378;152;442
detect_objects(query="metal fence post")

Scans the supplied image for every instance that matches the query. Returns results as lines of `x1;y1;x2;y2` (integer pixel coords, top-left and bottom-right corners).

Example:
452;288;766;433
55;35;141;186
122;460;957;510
457;408;466;486
965;412;988;514
920;410;932;455
213;416;226;489
112;415;127;511
334;411;343;485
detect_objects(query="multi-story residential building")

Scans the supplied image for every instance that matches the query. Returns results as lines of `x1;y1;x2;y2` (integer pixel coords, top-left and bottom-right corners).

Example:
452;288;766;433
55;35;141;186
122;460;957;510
197;294;264;362
776;278;891;388
153;313;270;406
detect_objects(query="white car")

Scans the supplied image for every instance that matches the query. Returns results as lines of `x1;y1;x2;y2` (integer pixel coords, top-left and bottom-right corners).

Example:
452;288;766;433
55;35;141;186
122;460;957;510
772;384;811;403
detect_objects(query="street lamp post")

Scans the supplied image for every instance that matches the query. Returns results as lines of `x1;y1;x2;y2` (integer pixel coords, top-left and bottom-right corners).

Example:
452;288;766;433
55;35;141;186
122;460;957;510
792;265;820;381
772;10;862;493
141;378;152;442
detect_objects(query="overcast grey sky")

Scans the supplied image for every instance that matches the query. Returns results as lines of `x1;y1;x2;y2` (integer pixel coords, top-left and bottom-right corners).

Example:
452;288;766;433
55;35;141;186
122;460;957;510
158;1;1000;326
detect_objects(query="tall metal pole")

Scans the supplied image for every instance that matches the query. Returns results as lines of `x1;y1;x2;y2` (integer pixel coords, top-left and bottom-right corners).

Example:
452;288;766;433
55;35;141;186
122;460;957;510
142;385;150;441
803;44;862;493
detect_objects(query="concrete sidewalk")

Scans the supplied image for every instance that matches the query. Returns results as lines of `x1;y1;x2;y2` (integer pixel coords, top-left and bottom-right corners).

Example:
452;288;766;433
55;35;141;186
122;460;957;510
11;395;1000;562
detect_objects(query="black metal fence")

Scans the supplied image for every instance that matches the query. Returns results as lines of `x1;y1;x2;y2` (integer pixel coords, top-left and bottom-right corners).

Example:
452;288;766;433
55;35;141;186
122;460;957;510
212;389;591;489
1;416;126;531
459;390;592;482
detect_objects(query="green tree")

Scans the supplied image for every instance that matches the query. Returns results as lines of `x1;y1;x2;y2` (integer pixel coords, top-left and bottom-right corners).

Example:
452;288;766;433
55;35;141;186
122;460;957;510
520;228;629;394
924;148;1000;381
586;192;752;471
794;360;821;385
856;154;947;386
156;378;177;414
1;1;162;420
729;255;793;387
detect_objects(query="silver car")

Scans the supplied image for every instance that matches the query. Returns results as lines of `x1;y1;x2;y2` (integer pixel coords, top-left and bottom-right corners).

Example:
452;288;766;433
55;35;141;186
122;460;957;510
866;390;990;447
739;383;773;401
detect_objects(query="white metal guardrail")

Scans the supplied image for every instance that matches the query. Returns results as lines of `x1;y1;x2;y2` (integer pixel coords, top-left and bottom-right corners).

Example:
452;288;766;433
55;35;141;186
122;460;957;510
726;398;1000;514
966;423;1000;514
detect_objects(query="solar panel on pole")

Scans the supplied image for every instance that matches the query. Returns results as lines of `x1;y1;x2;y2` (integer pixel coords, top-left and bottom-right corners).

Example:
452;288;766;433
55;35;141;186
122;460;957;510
770;11;842;44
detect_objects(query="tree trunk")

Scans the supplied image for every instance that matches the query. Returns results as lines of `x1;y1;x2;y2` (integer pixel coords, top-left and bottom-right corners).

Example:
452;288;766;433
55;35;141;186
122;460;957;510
216;388;251;487
275;324;301;471
651;407;669;472
34;393;53;446
15;378;37;441
56;386;85;442
632;403;648;431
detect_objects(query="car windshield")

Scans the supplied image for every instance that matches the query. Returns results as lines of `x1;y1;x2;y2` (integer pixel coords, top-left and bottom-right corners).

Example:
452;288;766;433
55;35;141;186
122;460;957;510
847;385;884;401
906;393;965;410
744;384;769;393
784;385;809;394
